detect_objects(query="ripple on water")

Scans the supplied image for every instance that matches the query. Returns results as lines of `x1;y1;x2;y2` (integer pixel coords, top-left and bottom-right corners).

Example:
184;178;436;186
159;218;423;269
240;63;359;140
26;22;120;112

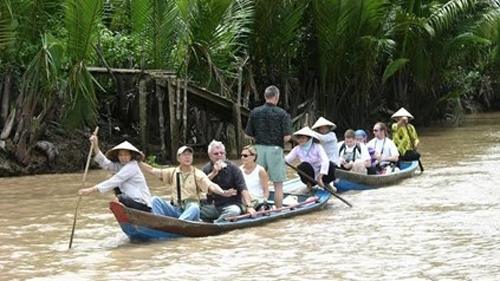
3;115;500;280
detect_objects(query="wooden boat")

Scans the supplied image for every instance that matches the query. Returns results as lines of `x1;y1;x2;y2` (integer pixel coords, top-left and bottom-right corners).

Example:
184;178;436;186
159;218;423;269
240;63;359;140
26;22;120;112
109;177;331;241
334;160;420;192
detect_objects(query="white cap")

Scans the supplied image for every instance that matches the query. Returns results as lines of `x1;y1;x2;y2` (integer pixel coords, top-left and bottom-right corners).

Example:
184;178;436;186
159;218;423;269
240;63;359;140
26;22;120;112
391;107;414;119
177;145;194;155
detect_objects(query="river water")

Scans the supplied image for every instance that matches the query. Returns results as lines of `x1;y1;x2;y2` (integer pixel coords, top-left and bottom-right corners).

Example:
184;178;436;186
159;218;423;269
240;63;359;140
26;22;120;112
1;113;500;281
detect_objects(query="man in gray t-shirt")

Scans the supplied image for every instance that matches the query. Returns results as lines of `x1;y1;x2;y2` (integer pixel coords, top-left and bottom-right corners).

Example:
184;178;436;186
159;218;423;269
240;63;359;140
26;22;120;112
244;85;292;208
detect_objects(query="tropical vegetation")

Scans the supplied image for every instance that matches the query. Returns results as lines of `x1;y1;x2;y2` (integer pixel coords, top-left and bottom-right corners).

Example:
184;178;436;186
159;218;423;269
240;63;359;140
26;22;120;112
1;0;500;170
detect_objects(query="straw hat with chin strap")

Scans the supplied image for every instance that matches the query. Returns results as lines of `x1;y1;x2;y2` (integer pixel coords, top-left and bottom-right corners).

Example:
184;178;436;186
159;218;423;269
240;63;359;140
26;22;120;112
311;117;337;130
391;107;414;120
293;126;319;141
105;141;145;162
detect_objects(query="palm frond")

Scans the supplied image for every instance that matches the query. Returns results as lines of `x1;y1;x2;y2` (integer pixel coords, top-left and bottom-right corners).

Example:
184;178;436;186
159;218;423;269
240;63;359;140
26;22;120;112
382;58;409;83
427;0;476;33
0;0;16;51
64;61;98;127
65;0;104;62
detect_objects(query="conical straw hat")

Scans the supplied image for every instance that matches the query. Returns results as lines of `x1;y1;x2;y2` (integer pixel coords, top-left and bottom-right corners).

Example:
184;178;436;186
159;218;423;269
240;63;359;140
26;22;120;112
293;126;319;140
105;141;144;161
391;107;414;119
311;117;337;130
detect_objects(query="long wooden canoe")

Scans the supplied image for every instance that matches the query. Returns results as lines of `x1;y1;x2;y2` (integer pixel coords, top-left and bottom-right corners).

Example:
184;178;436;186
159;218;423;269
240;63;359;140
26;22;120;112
109;177;331;241
334;160;419;192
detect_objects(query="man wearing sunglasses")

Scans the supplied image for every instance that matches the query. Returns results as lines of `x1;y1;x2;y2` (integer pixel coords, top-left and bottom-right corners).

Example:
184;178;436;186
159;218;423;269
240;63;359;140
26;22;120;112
367;122;399;173
201;140;256;222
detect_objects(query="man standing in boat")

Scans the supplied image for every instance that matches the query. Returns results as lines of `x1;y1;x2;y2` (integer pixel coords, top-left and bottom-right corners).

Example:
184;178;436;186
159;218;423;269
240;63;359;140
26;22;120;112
201;140;256;222
140;145;236;221
244;85;292;209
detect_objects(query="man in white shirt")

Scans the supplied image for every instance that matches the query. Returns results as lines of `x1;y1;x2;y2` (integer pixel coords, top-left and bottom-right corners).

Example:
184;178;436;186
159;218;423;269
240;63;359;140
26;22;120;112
367;122;399;173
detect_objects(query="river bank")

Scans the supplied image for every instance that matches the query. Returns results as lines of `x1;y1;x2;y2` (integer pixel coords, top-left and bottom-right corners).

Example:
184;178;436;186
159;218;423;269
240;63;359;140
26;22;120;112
0;122;148;177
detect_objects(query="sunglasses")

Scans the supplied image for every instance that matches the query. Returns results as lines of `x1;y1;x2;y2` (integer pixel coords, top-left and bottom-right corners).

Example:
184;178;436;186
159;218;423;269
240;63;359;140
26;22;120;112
212;151;225;156
241;153;253;158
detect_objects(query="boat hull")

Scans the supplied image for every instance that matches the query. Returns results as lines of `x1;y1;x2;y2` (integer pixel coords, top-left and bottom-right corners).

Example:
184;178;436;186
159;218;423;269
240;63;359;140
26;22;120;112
334;161;419;192
110;177;331;241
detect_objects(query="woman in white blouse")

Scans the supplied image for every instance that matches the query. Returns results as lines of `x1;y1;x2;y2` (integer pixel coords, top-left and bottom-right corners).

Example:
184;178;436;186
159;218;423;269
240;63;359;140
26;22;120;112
239;145;269;209
78;136;152;212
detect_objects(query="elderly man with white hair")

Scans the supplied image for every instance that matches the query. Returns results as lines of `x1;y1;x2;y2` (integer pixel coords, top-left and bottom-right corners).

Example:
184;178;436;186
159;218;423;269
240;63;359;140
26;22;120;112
200;140;256;222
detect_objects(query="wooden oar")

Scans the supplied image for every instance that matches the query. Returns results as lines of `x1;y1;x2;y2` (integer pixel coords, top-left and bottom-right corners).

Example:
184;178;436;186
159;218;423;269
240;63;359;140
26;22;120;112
285;162;352;208
417;159;424;173
225;196;319;222
69;126;99;249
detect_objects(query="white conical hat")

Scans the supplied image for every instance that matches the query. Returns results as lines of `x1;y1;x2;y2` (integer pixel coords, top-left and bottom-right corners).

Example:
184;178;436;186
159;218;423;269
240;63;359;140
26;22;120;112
391;107;414;119
293;126;319;140
311;117;337;130
105;141;144;161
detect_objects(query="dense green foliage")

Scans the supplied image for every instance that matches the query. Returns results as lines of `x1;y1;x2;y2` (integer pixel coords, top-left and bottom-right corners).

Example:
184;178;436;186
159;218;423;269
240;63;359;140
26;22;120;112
1;0;500;161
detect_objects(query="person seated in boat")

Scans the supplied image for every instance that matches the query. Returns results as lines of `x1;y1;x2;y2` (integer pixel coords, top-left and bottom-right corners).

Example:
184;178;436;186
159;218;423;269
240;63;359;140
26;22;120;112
200;140;256;222
78;136;152;212
391;107;421;162
337;129;371;174
285;126;336;193
140;146;236;221
355;129;368;144
311;117;339;166
239;145;270;210
367;122;400;174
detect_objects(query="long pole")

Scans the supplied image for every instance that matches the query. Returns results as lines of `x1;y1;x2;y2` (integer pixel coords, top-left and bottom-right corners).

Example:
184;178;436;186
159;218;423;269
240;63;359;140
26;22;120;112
69;127;99;249
285;162;352;208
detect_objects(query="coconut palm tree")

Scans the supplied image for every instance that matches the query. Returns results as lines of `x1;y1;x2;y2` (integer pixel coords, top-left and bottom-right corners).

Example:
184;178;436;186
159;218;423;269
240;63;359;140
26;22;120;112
0;0;103;163
382;0;490;123
307;0;392;128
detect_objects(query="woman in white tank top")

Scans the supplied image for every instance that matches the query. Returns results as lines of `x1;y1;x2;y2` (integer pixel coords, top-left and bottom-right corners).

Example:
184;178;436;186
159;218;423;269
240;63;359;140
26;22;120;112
239;145;270;208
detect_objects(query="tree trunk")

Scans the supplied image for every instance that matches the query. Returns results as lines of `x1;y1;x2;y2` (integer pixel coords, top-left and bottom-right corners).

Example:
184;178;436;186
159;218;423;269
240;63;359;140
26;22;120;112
182;78;187;144
169;79;179;161
157;80;166;157
23;96;61;164
138;78;148;153
1;72;12;126
234;66;243;153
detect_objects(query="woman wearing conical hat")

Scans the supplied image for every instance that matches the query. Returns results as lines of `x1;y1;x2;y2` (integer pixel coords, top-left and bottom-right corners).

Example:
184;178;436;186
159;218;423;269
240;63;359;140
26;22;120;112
78;136;152;212
311;117;339;166
285;126;336;193
391;107;421;161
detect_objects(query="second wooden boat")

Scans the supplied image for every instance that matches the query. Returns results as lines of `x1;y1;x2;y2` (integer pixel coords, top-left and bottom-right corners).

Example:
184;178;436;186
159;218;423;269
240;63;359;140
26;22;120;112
334;160;419;192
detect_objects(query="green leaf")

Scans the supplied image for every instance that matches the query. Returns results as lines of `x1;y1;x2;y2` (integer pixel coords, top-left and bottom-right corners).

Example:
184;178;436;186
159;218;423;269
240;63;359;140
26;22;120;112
382;58;409;83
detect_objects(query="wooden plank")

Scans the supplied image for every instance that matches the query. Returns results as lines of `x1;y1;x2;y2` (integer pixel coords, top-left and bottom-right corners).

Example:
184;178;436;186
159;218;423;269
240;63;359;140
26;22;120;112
224;196;320;222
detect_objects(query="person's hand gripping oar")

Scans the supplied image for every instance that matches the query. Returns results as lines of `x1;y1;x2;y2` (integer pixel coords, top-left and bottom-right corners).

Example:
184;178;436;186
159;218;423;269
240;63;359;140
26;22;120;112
285;162;352;208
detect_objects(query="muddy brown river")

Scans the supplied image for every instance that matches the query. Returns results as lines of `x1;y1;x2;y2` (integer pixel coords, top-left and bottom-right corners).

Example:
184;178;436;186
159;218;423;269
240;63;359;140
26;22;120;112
1;113;499;280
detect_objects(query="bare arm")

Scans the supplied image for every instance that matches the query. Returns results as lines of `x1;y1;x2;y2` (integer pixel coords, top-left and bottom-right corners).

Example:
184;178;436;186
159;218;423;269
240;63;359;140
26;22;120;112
208;183;236;197
259;167;270;199
139;161;163;180
241;190;256;216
